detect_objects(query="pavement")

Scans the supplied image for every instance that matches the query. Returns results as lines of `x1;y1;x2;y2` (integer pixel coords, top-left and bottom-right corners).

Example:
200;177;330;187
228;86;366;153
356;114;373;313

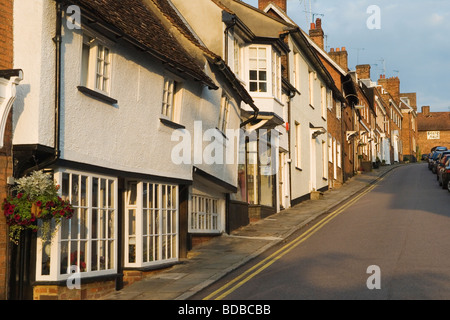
102;163;405;300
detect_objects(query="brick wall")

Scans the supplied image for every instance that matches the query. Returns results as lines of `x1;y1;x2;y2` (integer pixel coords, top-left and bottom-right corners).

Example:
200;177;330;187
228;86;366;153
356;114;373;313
33;281;116;300
0;0;13;70
418;130;450;156
0;0;14;300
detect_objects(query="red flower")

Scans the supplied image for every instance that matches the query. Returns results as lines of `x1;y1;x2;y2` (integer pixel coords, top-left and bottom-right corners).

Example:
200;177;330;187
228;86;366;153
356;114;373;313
17;193;23;199
36;201;42;208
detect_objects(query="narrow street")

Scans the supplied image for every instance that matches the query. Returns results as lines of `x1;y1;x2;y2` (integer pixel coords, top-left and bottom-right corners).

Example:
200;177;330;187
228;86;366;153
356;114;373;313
195;163;450;300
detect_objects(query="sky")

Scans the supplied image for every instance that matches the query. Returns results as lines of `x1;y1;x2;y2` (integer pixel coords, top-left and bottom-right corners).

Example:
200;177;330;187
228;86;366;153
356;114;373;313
242;0;450;113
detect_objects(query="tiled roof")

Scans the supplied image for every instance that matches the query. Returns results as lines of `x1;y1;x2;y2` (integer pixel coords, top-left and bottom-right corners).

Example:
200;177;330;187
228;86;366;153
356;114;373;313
71;0;217;88
418;112;450;131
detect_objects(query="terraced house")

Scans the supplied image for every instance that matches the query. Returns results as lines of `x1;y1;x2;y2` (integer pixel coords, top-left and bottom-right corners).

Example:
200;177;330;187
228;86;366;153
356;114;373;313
9;0;254;300
2;0;423;300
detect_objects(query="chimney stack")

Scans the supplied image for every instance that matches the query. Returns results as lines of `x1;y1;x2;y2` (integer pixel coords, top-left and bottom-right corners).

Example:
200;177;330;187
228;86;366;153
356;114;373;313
378;76;400;104
309;18;324;50
422;106;430;115
328;46;348;71
258;0;287;12
356;64;371;80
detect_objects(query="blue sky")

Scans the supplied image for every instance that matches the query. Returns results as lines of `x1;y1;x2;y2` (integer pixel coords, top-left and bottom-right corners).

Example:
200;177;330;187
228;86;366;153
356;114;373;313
243;0;450;112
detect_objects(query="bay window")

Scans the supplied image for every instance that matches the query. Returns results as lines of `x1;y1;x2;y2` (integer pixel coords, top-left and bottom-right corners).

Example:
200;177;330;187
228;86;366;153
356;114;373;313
125;181;178;268
36;171;118;281
249;46;267;93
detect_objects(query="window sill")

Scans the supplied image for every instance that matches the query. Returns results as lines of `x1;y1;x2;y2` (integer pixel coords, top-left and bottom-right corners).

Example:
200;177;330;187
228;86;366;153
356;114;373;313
77;86;118;105
295;166;302;171
160;118;186;130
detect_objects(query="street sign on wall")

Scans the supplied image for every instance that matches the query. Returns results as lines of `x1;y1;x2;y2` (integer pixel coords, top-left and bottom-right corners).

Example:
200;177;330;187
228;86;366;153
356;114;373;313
427;131;441;140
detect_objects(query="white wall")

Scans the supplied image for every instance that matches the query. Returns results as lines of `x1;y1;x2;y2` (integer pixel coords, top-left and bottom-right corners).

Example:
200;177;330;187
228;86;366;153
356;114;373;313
13;6;239;188
13;0;56;147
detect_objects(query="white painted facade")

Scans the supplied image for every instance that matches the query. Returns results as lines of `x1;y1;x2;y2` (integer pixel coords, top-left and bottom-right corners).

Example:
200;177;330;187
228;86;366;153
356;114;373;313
12;0;241;281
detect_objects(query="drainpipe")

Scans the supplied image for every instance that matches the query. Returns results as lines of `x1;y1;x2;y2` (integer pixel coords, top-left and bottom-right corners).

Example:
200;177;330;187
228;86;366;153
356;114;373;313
22;1;62;176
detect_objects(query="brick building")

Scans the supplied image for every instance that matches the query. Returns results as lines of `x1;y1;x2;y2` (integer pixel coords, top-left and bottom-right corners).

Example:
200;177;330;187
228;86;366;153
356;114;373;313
417;106;450;155
378;75;418;161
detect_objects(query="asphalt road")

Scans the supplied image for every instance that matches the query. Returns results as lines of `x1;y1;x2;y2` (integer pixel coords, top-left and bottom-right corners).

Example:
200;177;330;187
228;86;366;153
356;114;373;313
193;163;450;300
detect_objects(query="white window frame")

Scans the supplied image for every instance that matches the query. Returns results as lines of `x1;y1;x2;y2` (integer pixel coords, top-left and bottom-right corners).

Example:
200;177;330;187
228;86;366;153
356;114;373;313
161;76;182;123
81;34;112;95
247;45;269;95
189;194;222;234
295;122;302;169
337;141;342;168
308;70;315;106
218;94;230;132
271;50;281;100
35;170;118;282
124;181;179;268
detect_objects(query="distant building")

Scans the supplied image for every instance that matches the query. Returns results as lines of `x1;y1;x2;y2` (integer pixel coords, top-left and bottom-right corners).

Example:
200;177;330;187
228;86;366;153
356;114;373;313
417;106;450;155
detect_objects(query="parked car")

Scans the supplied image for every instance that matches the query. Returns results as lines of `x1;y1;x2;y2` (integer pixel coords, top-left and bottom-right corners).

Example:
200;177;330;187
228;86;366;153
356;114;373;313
437;156;450;187
440;160;450;191
434;151;450;174
429;151;445;172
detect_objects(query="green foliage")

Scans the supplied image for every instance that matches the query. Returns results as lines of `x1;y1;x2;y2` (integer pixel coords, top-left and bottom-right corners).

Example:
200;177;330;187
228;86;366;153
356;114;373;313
2;170;74;244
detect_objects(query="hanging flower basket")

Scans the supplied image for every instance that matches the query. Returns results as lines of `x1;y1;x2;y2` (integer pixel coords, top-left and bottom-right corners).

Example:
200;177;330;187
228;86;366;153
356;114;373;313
2;170;74;244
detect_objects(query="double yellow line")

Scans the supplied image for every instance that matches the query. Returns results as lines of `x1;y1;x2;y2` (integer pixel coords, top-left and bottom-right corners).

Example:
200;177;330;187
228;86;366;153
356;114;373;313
203;177;386;300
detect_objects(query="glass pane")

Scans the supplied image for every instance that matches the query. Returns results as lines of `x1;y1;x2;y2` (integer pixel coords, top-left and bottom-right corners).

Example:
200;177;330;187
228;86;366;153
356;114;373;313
100;179;107;208
128;183;137;206
172;186;177;210
70;208;79;240
100;240;106;270
143;183;148;208
149;236;154;262
60;241;69;275
108;180;114;208
41;240;51;276
259;82;267;92
92;178;99;208
143;237;148;263
91;241;98;271
128;209;136;235
258;48;266;58
80;176;87;206
92;209;98;239
71;174;79;206
250;82;257;92
108;210;114;239
249;47;257;58
167;186;171;209
108;240;114;270
249;70;257;80
259;71;267;81
80;208;88;239
249;59;257;70
60;218;70;240
62;173;70;202
154;184;159;208
162;185;167;209
143;210;147;236
149;184;154;208
101;210;106;239
70;241;78;267
129;238;136;263
258;59;267;69
79;241;87;272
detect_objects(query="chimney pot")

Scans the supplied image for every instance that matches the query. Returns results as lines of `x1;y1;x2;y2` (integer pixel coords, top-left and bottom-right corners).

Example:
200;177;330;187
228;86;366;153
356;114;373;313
316;18;322;29
310;22;315;30
341;47;346;51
